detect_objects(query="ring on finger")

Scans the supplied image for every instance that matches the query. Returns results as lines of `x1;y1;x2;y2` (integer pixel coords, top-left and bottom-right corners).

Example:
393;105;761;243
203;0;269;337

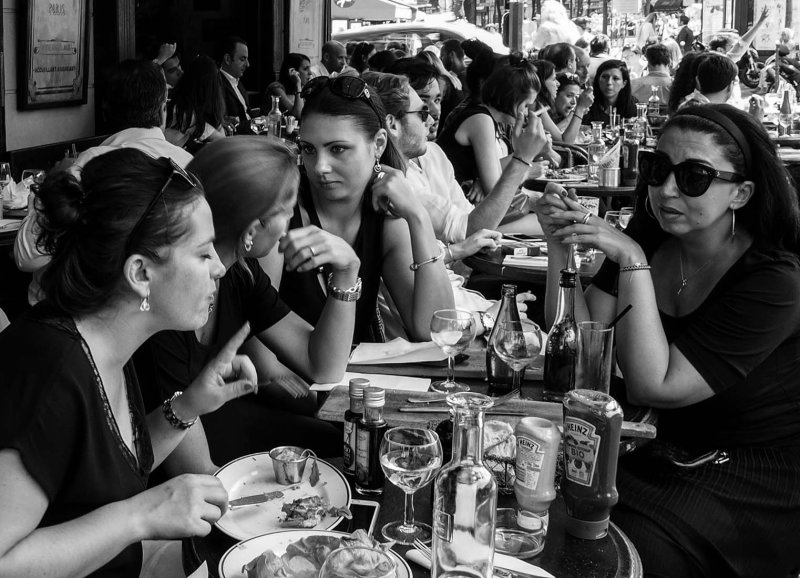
309;246;316;257
581;212;592;225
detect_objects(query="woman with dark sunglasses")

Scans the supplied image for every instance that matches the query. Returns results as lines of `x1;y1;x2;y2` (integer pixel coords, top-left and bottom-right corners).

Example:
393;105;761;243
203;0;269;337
535;104;800;576
583;59;637;126
261;76;453;344
0;149;258;576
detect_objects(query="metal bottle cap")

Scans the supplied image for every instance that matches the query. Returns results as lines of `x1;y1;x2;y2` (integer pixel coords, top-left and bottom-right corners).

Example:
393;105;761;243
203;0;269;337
363;386;385;408
349;378;369;399
559;268;577;288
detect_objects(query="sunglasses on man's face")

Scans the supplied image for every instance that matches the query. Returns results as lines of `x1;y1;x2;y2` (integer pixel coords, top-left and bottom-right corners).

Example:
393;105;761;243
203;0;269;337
401;108;431;122
301;75;384;126
638;149;744;197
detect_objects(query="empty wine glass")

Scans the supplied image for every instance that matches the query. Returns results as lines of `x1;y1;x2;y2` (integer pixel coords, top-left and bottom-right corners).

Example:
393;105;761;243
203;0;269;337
379;427;443;544
492;321;544;399
430;309;476;393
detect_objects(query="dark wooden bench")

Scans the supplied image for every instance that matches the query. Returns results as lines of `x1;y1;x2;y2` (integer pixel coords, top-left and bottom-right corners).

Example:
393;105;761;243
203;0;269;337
6;134;109;181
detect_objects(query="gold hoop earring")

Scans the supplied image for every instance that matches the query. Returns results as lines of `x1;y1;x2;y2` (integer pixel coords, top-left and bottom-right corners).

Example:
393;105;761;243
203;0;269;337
244;239;253;252
373;157;382;173
139;290;151;312
645;196;656;219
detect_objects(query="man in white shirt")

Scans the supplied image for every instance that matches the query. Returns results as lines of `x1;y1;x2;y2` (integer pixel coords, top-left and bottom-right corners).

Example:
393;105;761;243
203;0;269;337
310;41;348;78
15;59;192;305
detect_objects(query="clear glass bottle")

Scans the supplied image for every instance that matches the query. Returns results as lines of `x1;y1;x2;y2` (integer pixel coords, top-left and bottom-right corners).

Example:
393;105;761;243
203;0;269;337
562;389;623;540
587;122;605;183
485;284;522;394
620;119;640;185
543;269;578;402
780;89;794;137
647;85;661;117
344;377;369;478
267;95;283;138
432;392;497;578
355;386;387;496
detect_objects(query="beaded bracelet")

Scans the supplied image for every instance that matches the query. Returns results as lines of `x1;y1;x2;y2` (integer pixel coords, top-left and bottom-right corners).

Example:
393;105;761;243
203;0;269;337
162;391;197;430
410;245;446;271
511;154;532;167
619;262;651;273
327;273;362;302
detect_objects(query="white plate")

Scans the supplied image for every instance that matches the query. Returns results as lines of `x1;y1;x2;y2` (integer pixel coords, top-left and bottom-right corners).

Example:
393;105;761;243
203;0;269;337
214;452;351;541
218;529;412;578
535;174;587;183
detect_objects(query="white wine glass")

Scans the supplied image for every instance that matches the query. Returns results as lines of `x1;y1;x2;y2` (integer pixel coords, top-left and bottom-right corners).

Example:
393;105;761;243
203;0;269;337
430;309;476;393
492;321;544;399
379;427;443;544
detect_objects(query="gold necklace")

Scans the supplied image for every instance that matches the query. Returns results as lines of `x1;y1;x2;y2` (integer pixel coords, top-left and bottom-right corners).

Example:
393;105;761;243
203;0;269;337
677;235;733;296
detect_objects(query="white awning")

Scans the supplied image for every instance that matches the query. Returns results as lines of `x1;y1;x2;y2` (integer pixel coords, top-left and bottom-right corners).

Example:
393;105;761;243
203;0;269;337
331;0;414;22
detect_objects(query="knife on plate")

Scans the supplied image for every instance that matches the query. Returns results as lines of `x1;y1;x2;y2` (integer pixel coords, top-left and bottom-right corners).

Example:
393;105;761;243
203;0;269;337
227;490;285;509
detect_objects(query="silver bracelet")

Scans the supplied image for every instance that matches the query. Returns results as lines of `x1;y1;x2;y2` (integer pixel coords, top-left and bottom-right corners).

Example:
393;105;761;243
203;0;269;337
409;245;446;271
619;262;651;273
445;243;455;263
327;273;362;302
162;391;197;430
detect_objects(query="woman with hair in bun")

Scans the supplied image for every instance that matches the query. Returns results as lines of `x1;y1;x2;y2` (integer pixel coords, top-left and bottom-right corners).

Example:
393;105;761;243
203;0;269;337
0;148;257;576
135;136;356;466
262;76;453;344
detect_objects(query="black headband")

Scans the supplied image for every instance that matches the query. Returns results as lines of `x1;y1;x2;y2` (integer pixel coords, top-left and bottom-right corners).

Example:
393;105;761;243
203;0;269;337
673;105;752;176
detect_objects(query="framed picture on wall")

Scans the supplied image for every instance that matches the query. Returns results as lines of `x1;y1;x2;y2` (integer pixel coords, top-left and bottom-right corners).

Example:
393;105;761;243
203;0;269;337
18;0;90;110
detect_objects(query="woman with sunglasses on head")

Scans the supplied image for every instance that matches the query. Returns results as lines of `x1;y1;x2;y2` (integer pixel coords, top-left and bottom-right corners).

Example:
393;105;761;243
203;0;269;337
0;149;258;576
532;60;592;145
261;76;453;344
135;137;353;467
583;59;637;126
552;72;594;139
535;104;800;577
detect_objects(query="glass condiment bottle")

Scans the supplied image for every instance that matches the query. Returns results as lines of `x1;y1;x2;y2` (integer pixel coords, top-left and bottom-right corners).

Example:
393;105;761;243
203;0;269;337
344;377;369;478
543;269;578;402
355;386;387;496
486;284;522;394
561;389;623;540
620;119;639;186
432;392;497;578
780;89;794;137
267;95;283;138
587;122;605;184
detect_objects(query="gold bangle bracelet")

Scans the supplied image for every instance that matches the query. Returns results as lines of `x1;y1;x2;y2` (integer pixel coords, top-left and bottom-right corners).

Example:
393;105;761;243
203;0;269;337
619;263;651;273
410;246;446;271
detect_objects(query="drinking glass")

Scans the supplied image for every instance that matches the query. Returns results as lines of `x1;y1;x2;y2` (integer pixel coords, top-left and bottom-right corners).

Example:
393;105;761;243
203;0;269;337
430;309;476;393
492;320;544;398
619;207;633;230
379;427;443;544
604;210;622;230
250;116;267;135
319;546;397;578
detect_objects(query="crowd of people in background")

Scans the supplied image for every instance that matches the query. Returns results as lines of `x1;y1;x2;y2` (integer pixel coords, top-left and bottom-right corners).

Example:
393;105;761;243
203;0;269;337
2;2;800;577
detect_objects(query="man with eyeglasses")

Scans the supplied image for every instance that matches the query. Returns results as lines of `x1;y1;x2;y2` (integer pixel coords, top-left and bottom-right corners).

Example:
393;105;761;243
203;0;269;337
363;71;547;246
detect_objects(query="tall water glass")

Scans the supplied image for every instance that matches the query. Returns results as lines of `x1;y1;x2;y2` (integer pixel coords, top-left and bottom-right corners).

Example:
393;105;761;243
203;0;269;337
430;309;476;393
380;427;443;544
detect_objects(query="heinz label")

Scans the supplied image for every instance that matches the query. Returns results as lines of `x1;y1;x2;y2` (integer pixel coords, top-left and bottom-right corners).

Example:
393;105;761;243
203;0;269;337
563;417;601;487
516;436;545;490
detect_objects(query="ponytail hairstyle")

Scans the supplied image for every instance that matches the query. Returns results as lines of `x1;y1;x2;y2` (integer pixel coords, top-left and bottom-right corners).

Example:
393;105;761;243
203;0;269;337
38;149;204;315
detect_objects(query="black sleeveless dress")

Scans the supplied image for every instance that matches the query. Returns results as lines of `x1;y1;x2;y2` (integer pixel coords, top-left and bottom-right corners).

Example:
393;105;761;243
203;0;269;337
279;174;386;344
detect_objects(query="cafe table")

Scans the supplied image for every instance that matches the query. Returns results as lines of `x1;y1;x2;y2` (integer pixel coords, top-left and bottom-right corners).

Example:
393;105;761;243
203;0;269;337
464;245;604;287
184;342;652;577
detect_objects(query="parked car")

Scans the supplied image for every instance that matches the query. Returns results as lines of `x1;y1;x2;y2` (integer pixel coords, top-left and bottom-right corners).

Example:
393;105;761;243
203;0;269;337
333;21;508;56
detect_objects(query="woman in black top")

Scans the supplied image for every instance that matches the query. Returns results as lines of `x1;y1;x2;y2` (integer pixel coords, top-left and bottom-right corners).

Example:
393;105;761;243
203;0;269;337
584;59;637;125
263;76;453;343
535;105;800;576
136;137;358;466
0;149;257;576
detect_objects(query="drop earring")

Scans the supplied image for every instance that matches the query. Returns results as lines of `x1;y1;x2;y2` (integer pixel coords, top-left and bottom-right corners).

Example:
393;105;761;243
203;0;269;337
645;196;656;219
139;290;151;312
244;239;253;252
731;209;736;238
373;157;382;173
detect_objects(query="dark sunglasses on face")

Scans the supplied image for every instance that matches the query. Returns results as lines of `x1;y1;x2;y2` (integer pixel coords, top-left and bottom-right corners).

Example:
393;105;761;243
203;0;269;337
301;75;384;126
126;158;201;251
638;149;744;197
401;108;431;122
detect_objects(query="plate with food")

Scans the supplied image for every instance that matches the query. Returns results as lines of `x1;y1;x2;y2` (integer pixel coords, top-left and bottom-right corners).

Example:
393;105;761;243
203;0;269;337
534;169;587;183
219;529;412;578
215;451;352;541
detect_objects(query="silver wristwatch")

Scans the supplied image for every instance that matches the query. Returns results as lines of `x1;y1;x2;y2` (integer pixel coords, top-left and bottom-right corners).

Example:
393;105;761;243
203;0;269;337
479;310;495;333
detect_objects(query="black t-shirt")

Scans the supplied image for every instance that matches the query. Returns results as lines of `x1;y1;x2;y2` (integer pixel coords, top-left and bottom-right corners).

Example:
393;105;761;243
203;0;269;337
137;259;291;410
0;303;152;577
592;230;800;450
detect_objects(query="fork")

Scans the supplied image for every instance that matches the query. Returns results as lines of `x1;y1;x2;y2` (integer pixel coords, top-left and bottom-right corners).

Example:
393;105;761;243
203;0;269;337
413;538;431;559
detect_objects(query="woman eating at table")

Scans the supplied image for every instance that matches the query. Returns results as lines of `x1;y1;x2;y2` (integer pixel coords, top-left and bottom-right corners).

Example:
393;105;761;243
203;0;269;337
0;149;259;576
583;59;637;126
535;104;800;577
262;75;453;343
135;136;354;466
